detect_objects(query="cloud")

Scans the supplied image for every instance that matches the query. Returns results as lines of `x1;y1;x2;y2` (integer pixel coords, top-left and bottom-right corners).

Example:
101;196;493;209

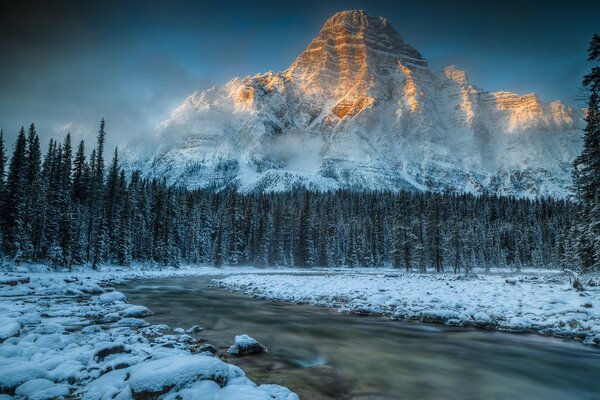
266;131;324;173
1;0;598;154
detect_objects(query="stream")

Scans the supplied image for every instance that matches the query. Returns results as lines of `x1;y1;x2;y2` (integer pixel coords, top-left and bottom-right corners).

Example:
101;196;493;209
121;276;600;400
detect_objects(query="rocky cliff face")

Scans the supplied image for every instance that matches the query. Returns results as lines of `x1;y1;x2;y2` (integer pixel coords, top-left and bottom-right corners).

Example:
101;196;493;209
126;10;583;197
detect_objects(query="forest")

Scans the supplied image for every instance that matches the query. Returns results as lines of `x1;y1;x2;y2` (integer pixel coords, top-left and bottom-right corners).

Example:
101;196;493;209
0;120;577;271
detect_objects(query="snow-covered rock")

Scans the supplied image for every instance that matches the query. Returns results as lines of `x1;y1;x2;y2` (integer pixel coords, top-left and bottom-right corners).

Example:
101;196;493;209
0;267;299;400
14;379;70;400
0;318;20;342
124;10;583;198
187;324;204;334
128;355;242;397
98;291;127;304
228;334;267;356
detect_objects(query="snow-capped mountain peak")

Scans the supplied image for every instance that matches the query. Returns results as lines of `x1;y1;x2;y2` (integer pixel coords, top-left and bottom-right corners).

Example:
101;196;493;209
125;10;583;198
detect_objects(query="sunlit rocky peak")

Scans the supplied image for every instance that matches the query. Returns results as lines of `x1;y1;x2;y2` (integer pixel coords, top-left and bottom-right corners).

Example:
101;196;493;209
125;10;584;198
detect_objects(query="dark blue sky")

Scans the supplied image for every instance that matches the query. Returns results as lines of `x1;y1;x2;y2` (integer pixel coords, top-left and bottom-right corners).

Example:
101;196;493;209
1;0;598;150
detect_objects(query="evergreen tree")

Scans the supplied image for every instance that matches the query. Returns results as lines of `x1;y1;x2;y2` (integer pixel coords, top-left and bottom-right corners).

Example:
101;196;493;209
573;34;600;271
0;130;5;192
3;128;28;259
24;124;43;261
0;130;7;247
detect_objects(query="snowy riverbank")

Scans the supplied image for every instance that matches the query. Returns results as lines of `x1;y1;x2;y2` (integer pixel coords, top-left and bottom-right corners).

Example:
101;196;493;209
0;265;299;400
214;271;600;346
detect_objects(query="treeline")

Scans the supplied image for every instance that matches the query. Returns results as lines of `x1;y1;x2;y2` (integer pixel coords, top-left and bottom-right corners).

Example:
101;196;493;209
0;121;576;271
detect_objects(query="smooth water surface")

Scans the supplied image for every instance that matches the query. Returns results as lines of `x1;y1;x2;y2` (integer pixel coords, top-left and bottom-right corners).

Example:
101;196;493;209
121;276;600;400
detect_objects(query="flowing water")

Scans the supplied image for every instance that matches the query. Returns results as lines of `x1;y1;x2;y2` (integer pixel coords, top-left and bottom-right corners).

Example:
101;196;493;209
121;276;600;400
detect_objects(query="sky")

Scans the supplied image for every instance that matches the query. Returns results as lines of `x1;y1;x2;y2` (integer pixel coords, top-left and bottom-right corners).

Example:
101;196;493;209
1;0;598;151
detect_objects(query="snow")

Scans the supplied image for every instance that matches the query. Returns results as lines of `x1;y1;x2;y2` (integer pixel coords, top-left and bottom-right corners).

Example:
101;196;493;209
14;379;70;400
98;291;127;304
0;318;20;341
2;262;598;400
214;271;600;346
228;334;267;356
0;265;299;400
128;355;242;395
123;10;583;198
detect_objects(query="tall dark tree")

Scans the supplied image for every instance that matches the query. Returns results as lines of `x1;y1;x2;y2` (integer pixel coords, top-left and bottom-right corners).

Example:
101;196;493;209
72;140;87;202
573;34;600;271
24;124;43;261
0;130;7;244
90;120;107;269
3;128;28;258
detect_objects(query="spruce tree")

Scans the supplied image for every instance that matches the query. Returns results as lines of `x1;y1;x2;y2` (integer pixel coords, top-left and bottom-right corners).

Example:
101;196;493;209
0;130;5;192
573;34;600;271
0;130;6;247
4;128;28;258
24;125;43;261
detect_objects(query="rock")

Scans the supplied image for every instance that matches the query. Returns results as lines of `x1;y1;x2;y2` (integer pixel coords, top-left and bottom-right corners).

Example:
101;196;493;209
98;291;127;304
122;305;152;317
15;378;70;400
111;318;147;328
198;344;218;354
0;276;30;286
0;361;48;394
186;325;204;334
128;355;243;399
0;319;21;342
228;334;267;356
34;323;65;335
178;334;196;344
94;343;128;362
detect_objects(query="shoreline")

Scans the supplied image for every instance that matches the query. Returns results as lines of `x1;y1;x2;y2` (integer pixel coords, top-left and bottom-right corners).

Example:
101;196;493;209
212;271;600;348
0;266;299;399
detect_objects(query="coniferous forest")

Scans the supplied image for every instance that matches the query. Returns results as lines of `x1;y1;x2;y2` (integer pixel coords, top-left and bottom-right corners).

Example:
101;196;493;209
0;120;577;271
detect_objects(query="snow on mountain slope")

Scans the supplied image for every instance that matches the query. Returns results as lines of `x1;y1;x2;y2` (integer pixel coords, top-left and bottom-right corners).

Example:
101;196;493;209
124;10;583;198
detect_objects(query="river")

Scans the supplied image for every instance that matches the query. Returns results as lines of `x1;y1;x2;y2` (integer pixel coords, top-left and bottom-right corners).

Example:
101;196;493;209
121;276;600;400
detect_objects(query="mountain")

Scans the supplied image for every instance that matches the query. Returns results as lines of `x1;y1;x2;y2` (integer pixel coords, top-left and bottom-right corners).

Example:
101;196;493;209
125;10;583;198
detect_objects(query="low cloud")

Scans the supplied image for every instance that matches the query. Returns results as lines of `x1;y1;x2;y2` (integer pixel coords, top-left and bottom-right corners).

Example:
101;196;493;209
266;131;324;173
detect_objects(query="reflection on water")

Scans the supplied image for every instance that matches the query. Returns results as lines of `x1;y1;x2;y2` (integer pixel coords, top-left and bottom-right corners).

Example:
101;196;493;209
122;277;600;400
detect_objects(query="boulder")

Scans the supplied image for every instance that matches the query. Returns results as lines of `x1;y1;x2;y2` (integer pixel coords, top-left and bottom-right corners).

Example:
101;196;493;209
228;334;267;356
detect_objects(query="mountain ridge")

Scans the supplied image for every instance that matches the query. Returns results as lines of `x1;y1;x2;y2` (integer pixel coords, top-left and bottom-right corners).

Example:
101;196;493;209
124;10;583;198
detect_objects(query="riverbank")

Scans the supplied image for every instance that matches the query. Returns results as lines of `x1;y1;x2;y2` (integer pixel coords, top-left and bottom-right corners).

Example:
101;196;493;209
214;271;600;346
0;265;299;400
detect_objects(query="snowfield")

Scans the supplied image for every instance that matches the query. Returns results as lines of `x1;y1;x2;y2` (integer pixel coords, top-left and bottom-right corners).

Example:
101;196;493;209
0;266;299;400
213;271;600;346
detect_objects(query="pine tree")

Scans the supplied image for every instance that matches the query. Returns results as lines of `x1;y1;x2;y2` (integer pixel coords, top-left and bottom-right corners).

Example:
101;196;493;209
90;120;107;268
58;134;73;268
3;128;28;259
573;34;600;271
0;130;7;247
0;130;5;191
72;140;87;202
24;124;43;261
